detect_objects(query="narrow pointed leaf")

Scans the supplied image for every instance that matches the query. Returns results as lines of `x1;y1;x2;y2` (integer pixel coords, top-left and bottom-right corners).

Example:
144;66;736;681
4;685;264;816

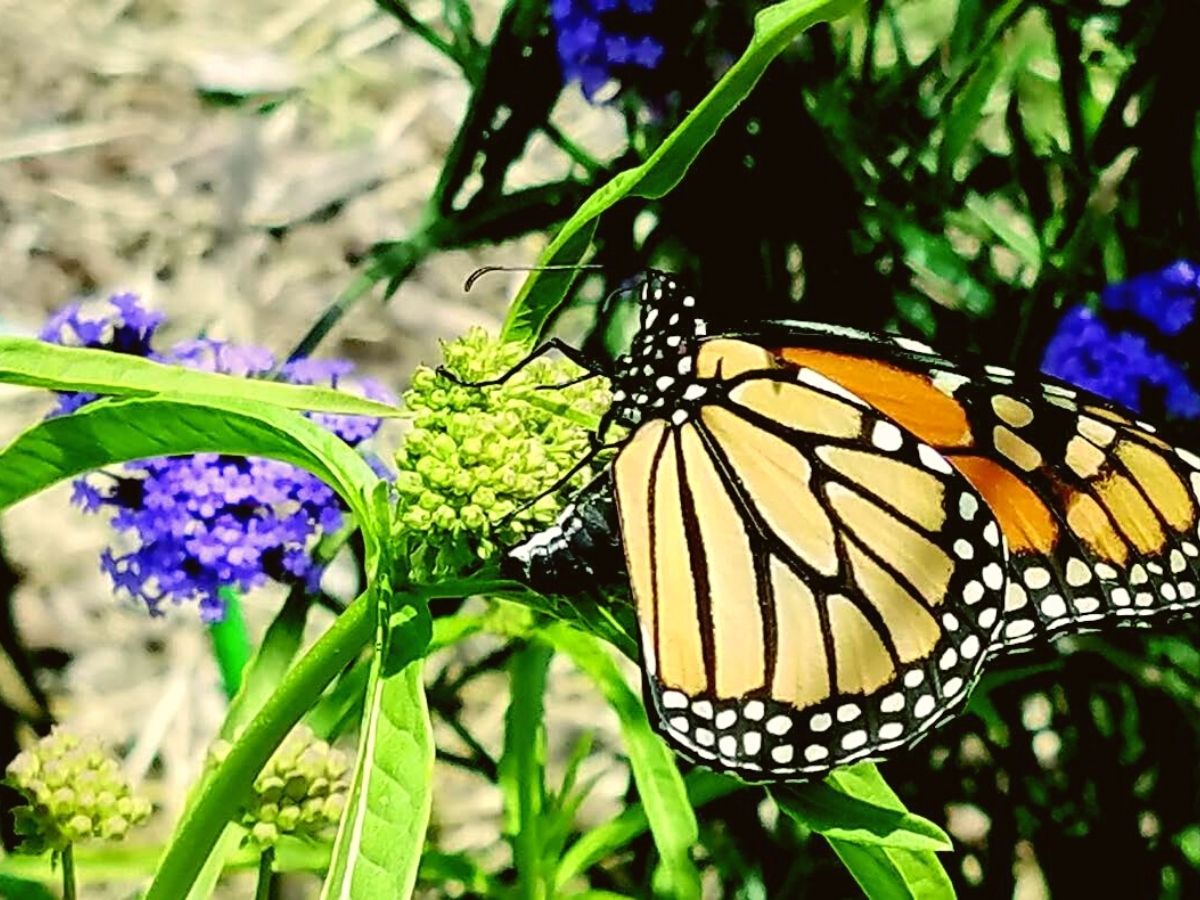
543;623;701;900
0;338;401;417
501;0;863;344
0;395;378;525
321;592;434;900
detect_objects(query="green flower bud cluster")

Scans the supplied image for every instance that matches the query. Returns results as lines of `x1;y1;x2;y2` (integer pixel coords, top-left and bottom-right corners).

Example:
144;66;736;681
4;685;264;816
210;725;350;849
394;327;613;580
4;728;151;854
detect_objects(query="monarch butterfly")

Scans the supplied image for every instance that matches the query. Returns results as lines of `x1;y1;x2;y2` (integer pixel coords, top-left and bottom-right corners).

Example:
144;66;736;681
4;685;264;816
464;271;1200;781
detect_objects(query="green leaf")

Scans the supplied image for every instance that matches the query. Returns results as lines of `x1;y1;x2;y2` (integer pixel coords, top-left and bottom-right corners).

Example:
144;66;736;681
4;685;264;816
222;590;311;737
321;585;434;900
816;764;956;899
498;642;554;900
543;623;701;900
500;0;864;344
556;771;740;890
0;338;401;418
938;43;1006;180
305;653;373;739
828;839;957;900
208;588;253;699
147;594;377;899
0;396;379;526
962;193;1042;271
772;780;951;850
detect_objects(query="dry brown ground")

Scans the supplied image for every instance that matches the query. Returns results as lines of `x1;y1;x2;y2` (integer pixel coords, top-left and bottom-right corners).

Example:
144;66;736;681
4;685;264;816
0;0;631;895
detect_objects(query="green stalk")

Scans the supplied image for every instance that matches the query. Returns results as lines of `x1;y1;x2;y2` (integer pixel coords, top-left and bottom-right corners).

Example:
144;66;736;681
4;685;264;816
209;588;252;699
505;642;552;900
145;592;374;899
61;844;77;900
286;271;385;363
254;846;276;900
376;0;463;71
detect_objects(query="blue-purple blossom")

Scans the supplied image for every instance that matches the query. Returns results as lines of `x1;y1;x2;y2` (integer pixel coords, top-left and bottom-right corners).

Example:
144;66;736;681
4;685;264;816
281;357;394;446
1100;260;1199;337
39;294;165;415
1042;306;1200;419
43;295;392;620
550;0;665;100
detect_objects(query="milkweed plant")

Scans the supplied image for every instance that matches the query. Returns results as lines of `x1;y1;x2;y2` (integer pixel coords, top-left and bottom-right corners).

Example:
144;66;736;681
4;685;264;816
1;0;1199;897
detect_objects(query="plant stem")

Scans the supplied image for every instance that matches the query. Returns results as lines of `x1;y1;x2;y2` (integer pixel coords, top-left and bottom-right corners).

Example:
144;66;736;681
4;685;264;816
209;588;252;699
505;642;553;900
376;0;464;71
145;592;375;900
285;270;384;363
254;846;276;900
61;844;77;900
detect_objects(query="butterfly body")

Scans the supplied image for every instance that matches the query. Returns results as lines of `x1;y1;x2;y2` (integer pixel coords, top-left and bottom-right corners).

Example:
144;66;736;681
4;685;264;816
503;272;1200;781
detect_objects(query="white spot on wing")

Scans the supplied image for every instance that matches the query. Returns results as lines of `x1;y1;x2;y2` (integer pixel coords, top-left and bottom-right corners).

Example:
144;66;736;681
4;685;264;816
871;420;904;452
771;744;795;764
932;370;970;396
892;336;934;353
918;444;953;474
797;368;865;405
663;691;688;709
878;722;905;741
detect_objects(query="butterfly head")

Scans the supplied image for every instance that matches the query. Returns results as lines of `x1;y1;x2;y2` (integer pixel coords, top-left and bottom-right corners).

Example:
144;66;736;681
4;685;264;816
609;271;709;426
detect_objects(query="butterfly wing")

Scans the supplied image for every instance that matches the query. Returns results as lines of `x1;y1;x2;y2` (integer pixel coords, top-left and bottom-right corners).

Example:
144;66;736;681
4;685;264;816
758;322;1200;655
506;317;1200;782
610;339;1006;779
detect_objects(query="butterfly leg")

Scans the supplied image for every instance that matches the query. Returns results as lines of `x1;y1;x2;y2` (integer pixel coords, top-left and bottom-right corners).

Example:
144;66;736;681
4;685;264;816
436;338;603;388
494;434;622;531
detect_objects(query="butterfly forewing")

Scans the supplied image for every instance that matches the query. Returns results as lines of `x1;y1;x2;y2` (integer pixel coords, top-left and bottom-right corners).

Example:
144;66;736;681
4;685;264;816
934;379;1200;650
612;344;1006;779
764;323;1200;654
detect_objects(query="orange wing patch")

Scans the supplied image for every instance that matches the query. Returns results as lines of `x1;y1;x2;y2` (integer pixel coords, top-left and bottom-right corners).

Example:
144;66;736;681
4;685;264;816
778;348;973;447
1093;471;1168;555
1063;491;1130;565
949;455;1058;554
1115;441;1195;533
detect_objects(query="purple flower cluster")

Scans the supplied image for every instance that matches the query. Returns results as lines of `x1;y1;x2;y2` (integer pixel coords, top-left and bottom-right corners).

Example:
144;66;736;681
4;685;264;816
44;295;392;620
1100;260;1199;337
39;293;164;415
550;0;664;100
1042;262;1200;419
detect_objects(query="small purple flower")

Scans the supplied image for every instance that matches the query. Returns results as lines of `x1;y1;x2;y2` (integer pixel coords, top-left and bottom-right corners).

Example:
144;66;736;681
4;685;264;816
550;0;665;100
1042;306;1200;419
1101;260;1200;337
40;294;166;415
280;357;390;447
41;295;394;619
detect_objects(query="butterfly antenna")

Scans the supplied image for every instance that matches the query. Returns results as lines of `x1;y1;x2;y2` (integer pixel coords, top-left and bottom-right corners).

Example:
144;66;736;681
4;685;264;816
464;263;606;293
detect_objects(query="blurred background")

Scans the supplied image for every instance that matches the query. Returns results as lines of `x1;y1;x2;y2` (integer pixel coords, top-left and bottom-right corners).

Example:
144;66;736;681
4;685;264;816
2;0;1200;896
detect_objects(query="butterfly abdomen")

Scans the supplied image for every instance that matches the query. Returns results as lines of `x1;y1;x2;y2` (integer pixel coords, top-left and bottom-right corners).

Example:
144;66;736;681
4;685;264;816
503;474;627;592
